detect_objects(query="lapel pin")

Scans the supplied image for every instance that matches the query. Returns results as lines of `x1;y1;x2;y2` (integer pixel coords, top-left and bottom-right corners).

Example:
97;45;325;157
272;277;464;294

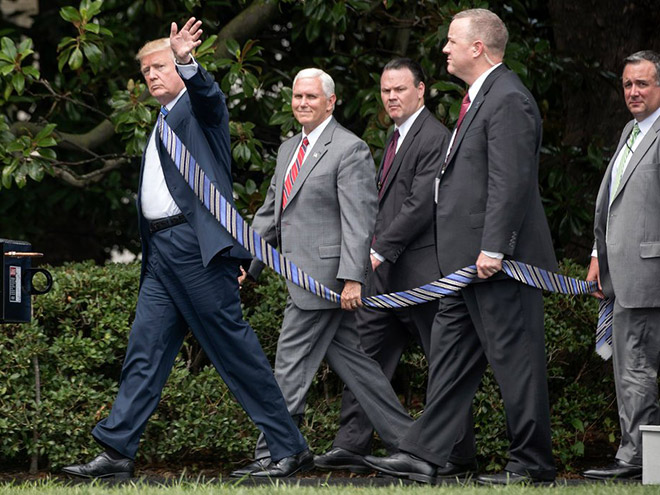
313;152;319;158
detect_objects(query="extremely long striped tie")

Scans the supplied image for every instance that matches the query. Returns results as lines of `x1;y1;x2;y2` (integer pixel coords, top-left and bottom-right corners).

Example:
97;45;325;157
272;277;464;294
156;107;611;359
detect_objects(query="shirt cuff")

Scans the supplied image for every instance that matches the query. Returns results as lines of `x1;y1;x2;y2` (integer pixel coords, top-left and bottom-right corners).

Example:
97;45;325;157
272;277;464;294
591;249;597;258
370;249;385;262
176;56;198;80
481;250;504;259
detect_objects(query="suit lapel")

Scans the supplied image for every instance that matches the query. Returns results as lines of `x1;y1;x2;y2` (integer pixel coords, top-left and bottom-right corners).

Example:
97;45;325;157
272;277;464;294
284;118;335;206
595;122;630;219
379;108;430;200
444;65;506;167
612;118;660;203
155;93;188;169
274;136;300;217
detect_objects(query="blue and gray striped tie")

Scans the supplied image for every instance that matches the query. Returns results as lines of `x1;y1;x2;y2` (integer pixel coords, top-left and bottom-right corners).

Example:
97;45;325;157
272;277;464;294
156;107;611;359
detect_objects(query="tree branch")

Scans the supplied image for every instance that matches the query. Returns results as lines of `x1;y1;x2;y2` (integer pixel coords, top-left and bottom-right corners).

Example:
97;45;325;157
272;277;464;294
12;119;117;152
215;0;280;57
51;157;130;188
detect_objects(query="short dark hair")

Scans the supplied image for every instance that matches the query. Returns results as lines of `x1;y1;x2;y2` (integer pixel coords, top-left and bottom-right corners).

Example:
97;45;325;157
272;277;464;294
623;50;660;85
382;58;426;87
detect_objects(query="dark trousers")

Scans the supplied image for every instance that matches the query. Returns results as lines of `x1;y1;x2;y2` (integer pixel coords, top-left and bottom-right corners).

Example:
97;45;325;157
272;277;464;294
92;222;306;461
398;279;556;480
333;267;476;463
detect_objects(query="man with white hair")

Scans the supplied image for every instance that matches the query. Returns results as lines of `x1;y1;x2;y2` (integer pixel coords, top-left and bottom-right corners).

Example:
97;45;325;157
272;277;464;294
230;68;413;477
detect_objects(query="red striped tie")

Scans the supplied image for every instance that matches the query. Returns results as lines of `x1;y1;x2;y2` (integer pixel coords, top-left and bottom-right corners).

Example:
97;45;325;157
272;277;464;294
282;137;309;209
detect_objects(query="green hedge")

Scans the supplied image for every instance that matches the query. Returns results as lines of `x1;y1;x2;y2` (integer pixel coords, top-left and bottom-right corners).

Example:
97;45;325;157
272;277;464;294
0;260;618;473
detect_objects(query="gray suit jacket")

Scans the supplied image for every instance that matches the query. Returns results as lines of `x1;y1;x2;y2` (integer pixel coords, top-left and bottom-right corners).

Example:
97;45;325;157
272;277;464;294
593;115;660;308
250;117;378;310
373;107;449;292
435;65;557;277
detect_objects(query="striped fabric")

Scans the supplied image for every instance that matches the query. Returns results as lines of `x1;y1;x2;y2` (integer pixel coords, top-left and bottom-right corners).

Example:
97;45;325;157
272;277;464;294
156;108;611;360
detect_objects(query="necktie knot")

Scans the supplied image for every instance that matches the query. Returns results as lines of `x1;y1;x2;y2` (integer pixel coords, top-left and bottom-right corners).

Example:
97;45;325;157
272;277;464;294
456;93;471;129
282;136;310;209
630;122;640;142
377;129;400;197
611;122;641;202
160;106;169;117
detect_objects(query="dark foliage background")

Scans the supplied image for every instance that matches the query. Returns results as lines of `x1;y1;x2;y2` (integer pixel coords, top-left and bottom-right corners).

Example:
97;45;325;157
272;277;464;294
2;0;655;476
2;0;659;262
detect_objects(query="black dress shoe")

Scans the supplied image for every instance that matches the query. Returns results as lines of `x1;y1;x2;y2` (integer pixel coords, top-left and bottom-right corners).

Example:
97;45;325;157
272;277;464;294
229;457;271;478
435;460;478;478
364;452;436;483
314;447;371;474
62;452;134;479
582;459;642;480
477;471;552;485
250;449;314;477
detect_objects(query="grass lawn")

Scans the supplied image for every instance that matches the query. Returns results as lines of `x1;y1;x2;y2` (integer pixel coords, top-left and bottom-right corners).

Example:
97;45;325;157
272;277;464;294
0;480;659;495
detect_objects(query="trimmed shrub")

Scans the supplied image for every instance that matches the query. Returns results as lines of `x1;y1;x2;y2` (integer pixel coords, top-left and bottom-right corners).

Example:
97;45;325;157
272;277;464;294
0;260;617;472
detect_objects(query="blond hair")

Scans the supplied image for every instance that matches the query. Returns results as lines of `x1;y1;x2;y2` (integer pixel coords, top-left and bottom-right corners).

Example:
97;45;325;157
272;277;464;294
136;37;173;62
454;9;508;58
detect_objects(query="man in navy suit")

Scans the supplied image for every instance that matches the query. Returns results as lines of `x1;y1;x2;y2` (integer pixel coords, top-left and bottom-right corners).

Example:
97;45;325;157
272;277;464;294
62;18;311;479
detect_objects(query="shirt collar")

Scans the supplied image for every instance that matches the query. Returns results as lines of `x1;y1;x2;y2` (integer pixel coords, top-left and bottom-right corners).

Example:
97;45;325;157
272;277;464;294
394;105;425;143
468;63;503;103
163;87;187;112
636;105;660;135
302;114;333;147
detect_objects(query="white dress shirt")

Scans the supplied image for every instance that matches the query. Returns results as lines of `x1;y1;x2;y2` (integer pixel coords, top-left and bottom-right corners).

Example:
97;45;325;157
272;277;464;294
283;114;334;179
140;59;199;221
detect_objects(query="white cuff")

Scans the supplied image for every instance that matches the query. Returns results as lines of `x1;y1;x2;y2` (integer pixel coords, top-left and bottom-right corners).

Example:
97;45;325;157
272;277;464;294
370;249;385;262
481;250;504;259
176;56;198;79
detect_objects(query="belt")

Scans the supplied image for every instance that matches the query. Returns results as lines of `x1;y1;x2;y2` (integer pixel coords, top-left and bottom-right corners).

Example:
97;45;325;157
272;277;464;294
148;213;186;233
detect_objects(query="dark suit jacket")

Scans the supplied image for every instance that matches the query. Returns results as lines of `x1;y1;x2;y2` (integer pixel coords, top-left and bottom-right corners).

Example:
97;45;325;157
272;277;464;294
137;65;250;282
373;107;449;292
435;65;557;276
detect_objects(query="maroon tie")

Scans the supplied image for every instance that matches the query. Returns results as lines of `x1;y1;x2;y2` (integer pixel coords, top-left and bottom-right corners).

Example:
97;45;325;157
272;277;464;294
444;93;471;165
378;129;400;197
282;137;309;209
455;93;471;132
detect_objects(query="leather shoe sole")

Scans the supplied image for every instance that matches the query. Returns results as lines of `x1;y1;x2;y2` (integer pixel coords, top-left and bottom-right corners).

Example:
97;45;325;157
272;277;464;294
250;449;314;478
477;471;553;485
62;452;134;479
582;460;642;480
229;458;271;478
435;460;478;479
364;453;436;484
314;447;371;474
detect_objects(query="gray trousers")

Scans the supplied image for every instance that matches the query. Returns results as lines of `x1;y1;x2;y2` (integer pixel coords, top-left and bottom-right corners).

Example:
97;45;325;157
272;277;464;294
254;296;413;460
612;298;660;465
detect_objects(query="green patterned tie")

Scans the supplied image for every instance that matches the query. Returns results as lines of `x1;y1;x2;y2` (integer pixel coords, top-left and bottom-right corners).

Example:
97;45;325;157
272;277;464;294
611;122;640;202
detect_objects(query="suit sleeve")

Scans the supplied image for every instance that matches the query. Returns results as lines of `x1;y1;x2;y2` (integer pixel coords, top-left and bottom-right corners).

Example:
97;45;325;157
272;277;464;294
372;125;449;262
247;162;281;280
179;64;227;128
336;140;378;283
481;90;539;255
